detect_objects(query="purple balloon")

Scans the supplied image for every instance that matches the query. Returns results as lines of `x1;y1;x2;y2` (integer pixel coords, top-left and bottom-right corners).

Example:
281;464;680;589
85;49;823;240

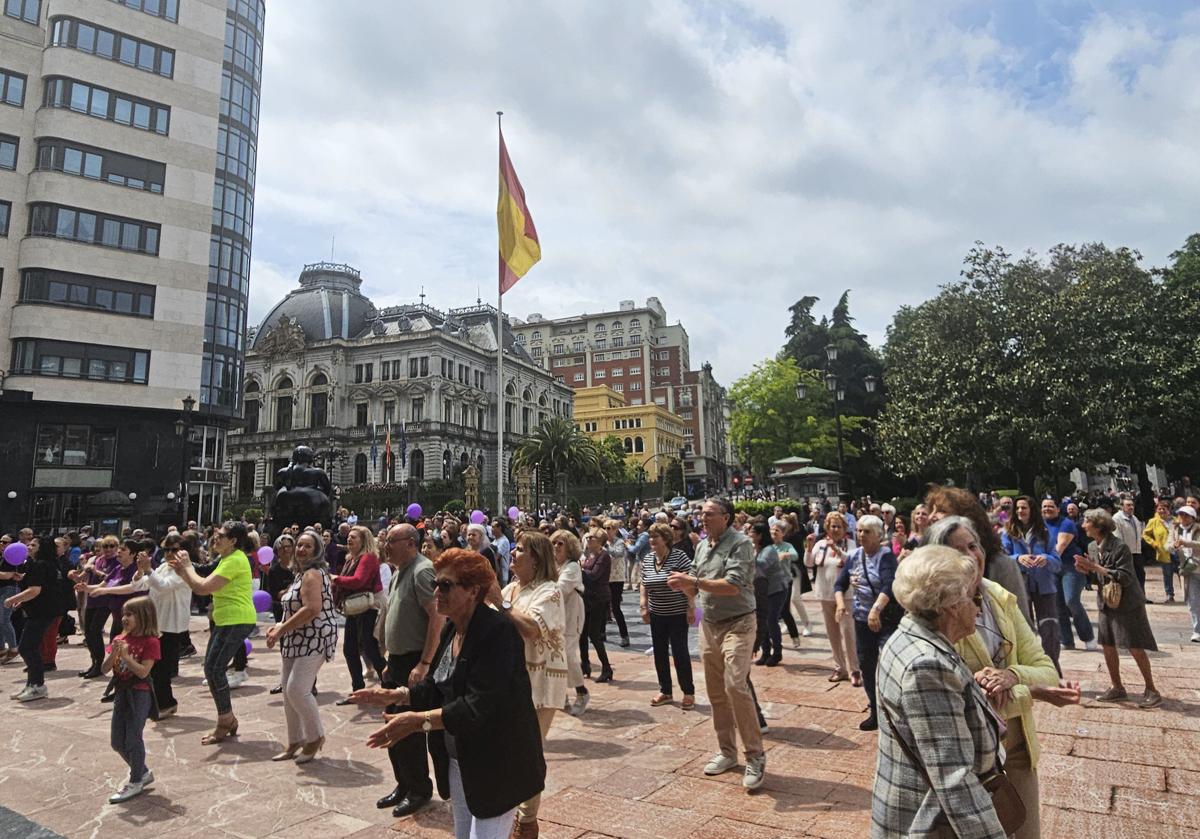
243;638;252;656
251;589;272;612
508;506;520;522
3;542;26;566
470;509;486;525
256;546;274;566
406;503;422;519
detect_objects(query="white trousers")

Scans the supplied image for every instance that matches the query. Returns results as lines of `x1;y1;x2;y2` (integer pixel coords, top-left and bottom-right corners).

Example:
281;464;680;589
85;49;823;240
281;653;326;745
449;758;517;839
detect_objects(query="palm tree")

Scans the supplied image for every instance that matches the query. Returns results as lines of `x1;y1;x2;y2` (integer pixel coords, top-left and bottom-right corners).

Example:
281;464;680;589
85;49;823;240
512;416;600;502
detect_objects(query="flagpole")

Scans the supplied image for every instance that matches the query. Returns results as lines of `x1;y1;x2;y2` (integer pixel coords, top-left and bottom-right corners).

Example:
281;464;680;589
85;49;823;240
496;110;505;518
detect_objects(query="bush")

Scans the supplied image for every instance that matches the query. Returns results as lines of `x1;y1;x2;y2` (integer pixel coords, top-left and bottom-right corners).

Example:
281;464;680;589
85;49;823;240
444;499;466;517
889;497;922;516
733;499;807;517
241;507;264;525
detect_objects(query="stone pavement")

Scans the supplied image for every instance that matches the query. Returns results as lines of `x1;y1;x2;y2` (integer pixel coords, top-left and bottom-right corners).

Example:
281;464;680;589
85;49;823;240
1;576;1197;839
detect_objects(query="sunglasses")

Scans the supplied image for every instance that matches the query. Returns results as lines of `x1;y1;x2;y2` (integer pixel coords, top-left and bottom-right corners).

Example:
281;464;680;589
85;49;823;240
433;578;463;593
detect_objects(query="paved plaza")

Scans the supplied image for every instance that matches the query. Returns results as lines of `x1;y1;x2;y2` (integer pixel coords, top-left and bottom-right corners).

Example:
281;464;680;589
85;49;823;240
2;576;1198;839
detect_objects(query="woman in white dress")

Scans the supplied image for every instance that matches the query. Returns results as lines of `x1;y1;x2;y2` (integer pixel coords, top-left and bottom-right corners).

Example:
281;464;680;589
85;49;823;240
805;511;860;684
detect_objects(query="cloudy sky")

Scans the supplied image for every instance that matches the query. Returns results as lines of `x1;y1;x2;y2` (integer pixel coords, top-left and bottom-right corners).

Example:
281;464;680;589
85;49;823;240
248;0;1200;388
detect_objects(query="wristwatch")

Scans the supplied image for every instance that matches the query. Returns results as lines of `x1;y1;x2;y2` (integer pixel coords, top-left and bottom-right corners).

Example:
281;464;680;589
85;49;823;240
501;599;513;611
421;711;433;732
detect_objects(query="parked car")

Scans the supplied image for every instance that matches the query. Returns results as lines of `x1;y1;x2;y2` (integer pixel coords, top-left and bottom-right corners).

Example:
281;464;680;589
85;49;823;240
667;496;687;511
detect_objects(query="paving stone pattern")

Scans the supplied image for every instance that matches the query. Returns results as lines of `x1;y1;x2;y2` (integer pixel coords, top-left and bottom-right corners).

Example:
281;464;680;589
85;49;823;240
1;577;1197;838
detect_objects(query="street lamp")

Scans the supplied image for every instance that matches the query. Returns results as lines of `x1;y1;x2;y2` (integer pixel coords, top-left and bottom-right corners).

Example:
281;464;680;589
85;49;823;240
176;394;196;528
793;352;881;499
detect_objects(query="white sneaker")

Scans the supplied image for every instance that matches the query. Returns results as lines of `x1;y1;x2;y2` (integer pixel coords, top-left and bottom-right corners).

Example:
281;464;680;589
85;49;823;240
201;677;208;687
227;670;248;689
108;781;144;803
743;754;766;789
1085;639;1100;651
569;693;590;717
703;753;737;776
1190;633;1200;643
139;769;154;789
802;626;813;637
15;684;47;702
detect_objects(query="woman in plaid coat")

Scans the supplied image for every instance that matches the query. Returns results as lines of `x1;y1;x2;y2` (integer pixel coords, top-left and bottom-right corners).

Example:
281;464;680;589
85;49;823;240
872;546;1007;839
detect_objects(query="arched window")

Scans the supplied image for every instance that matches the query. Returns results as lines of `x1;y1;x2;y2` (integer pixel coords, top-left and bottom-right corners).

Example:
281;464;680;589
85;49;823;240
594;322;606;333
276;376;293;390
630;318;640;329
243;382;260;432
310;372;328;387
477;453;485;474
624;437;633;453
354;453;367;484
411;449;424;480
634;436;644;453
522;387;533;402
275;394;292;432
460;451;469;469
443;449;452;479
506;382;516;397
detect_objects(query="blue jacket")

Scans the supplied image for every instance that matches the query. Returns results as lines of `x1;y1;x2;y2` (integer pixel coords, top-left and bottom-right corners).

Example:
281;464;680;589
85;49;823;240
1000;530;1060;595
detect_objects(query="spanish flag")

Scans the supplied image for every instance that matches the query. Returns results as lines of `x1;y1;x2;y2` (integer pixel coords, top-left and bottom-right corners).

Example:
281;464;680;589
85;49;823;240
497;128;540;294
384;424;393;473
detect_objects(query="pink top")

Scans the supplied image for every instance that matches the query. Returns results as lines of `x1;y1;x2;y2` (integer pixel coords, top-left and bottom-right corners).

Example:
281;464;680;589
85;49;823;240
333;552;382;593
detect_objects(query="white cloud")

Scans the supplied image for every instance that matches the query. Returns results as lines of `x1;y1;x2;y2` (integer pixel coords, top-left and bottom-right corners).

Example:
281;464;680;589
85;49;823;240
248;0;1200;387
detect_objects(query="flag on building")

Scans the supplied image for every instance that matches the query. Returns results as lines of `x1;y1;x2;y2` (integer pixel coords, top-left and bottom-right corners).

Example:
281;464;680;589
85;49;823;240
384;424;393;474
370;423;378;469
497;128;540;294
399;421;408;468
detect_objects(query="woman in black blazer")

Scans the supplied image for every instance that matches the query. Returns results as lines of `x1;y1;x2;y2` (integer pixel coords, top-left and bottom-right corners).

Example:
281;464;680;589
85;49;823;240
354;547;546;838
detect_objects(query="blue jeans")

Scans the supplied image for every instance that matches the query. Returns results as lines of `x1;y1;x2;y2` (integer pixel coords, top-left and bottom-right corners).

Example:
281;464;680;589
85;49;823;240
204;623;253;715
111;687;153;784
0;585;17;650
1162;555;1179;598
1057;568;1094;646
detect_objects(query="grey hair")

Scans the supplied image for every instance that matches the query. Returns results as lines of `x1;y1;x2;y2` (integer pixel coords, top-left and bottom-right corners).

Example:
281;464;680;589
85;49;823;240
465;522;491;547
892;545;976;621
293;531;329;572
922;515;980;548
273;534;296;553
1083;507;1115;538
855;514;885;539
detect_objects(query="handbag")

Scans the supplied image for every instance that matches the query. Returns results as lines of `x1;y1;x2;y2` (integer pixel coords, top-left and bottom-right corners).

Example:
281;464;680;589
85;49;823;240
881;697;1025;836
335;554;376;616
861;551;905;628
1102;578;1122;609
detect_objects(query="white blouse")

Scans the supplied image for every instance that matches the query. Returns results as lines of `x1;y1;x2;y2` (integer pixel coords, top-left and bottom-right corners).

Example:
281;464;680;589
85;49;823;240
132;563;193;634
502;579;568;710
805;538;858;601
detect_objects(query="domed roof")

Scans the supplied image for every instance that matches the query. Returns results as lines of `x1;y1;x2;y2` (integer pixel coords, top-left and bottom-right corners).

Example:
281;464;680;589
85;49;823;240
251;262;377;350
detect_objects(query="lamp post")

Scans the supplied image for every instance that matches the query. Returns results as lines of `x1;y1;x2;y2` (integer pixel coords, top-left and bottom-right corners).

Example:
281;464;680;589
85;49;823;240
794;345;877;498
174;394;196;529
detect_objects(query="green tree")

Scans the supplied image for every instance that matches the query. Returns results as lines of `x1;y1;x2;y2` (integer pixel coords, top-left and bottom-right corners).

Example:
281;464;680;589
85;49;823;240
876;241;1180;494
1155;234;1200;484
512;416;601;500
662;458;685;497
596;434;631;482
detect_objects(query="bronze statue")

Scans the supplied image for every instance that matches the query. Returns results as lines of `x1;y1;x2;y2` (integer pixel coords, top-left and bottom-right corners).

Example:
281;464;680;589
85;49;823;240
268;445;334;540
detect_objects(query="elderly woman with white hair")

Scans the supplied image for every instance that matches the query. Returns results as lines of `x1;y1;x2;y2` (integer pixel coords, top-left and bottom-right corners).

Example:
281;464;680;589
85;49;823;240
465;522;501;582
926;516;1063;839
1075;507;1161;708
834;514;899;730
871;546;1010;839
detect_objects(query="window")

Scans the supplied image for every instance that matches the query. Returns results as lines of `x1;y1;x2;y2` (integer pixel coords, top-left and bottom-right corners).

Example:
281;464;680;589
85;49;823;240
553;343;564;355
243;400;259;432
20;269;154;317
573;373;584;382
0;134;15;170
211;177;253;237
612;367;623;376
612;321;622;331
630;382;642;391
594;370;605;379
37;139;165;194
50;18;175;77
0;200;8;237
355;403;368;427
29;204;160;255
364;363;373;383
354;453;368;484
634;436;644;453
43;77;170;135
630;334;641;344
411;397;424;422
109;0;179;22
658;367;670;376
624;437;633;453
631;398;643;405
532;346;542;359
411;449;424;480
383;400;395;426
4;0;39;24
515;333;525;344
310;392;327;427
274;395;292;431
0;69;26;107
572;340;583;352
630;318;640;329
630;365;641;375
613;384;624;392
11;339;149;384
408;356;428;377
681;410;693;420
34;424;117;467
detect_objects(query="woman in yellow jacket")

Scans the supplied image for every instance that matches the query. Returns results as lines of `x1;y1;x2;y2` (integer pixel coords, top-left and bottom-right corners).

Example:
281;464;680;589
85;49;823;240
927;516;1068;839
1143;499;1176;602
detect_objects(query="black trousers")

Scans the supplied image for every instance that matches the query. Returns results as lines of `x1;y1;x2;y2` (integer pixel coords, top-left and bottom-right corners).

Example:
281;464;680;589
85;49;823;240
607;582;628;638
151;630;184;713
855;620;894;720
19;613;56;686
386;651;445;798
343;608;388;691
1132;554;1148;596
84;606;112;668
649;612;693;695
581;599;611;672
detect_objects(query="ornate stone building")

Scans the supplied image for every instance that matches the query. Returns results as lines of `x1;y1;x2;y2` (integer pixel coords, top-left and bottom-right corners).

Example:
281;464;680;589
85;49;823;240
227;262;572;508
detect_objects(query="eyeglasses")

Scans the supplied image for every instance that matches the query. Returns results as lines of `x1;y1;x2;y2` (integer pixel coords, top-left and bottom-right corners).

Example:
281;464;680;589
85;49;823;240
433;578;462;593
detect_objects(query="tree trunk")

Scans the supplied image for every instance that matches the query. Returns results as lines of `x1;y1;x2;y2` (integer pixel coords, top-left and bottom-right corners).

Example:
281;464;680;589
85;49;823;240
1135;462;1154;519
1016;463;1036;497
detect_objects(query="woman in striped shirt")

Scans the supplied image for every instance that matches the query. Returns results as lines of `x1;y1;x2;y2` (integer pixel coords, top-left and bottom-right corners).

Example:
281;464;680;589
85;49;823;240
640;523;695;709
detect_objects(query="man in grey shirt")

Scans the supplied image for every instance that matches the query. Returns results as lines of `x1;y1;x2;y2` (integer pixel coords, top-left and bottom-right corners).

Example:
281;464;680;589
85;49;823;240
1113;496;1148;601
378;523;445;817
668;498;765;791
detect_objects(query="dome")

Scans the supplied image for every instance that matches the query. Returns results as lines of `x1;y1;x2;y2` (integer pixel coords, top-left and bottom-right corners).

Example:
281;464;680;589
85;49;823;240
251;262;377;349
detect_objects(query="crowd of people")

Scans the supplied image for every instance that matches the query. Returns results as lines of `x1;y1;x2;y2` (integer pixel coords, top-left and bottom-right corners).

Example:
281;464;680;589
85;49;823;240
0;481;1192;839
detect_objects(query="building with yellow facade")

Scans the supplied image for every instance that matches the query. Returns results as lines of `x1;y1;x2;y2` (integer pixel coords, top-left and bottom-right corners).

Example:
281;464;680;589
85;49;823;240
572;387;686;480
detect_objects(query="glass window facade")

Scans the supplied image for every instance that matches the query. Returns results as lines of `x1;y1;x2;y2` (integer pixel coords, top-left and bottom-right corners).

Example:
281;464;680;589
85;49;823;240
11;339;150;384
0;69;26;107
43;77;170;135
3;0;38;25
28;203;160;255
108;0;178;22
50;17;176;78
36;138;165;193
34;424;118;467
20;268;155;317
0;133;15;170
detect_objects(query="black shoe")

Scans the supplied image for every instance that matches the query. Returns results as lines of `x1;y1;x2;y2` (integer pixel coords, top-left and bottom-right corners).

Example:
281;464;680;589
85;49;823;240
44;663;56;672
376;784;407;809
596;667;614;683
754;655;770;666
859;716;878;731
766;655;782;667
100;692;115;704
392;792;431;818
180;646;197;658
619;636;630;648
269;685;283;695
79;666;102;679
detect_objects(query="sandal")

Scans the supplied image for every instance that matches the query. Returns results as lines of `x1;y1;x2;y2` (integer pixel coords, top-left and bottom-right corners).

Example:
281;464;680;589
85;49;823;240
850;671;863;687
828;669;847;683
201;716;239;745
681;695;695;710
650;693;673;707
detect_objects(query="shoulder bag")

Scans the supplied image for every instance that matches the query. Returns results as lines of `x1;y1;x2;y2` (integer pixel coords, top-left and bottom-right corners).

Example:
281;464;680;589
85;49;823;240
1093;545;1123;609
881;697;1025;836
336;555;375;617
861;551;905;628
